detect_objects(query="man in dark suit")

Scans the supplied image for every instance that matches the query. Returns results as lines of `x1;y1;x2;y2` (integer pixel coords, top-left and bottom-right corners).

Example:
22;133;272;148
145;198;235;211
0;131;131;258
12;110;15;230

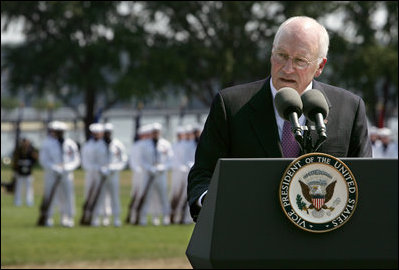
187;16;372;222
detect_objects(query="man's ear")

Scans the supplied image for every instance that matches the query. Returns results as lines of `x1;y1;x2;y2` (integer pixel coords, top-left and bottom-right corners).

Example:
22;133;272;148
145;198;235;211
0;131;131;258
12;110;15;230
314;58;327;78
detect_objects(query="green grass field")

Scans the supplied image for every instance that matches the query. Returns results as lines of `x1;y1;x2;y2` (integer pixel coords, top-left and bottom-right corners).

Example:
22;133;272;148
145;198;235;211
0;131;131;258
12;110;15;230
1;167;194;268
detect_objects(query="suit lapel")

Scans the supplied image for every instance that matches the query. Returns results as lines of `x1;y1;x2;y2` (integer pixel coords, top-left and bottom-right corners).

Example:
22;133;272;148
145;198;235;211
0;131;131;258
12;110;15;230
312;80;332;111
248;78;283;157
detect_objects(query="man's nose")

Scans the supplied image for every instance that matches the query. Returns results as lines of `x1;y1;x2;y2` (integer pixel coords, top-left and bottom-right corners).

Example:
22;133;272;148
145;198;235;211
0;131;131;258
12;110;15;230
282;58;295;73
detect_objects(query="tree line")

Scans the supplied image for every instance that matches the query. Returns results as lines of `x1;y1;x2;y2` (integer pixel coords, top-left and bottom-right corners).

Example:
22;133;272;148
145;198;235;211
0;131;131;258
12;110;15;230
1;1;397;139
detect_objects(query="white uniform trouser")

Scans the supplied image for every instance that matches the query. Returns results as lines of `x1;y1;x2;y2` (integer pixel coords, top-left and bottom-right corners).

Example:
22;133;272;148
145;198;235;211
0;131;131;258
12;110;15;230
14;174;34;207
128;169;144;224
129;170;161;225
140;171;170;224
85;170;112;220
43;170;75;221
84;169;96;200
149;187;162;220
92;172;120;223
170;169;191;224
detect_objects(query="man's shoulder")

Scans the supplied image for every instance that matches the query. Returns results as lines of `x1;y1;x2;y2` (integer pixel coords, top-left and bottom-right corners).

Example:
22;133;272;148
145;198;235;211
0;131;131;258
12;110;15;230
220;78;267;98
64;138;78;147
217;78;268;111
41;136;57;147
314;80;361;101
83;139;94;147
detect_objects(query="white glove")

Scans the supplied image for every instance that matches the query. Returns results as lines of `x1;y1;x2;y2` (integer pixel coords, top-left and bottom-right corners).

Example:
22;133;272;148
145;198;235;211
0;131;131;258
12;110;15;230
108;165;116;173
100;166;110;176
155;164;166;173
52;165;63;175
150;166;158;175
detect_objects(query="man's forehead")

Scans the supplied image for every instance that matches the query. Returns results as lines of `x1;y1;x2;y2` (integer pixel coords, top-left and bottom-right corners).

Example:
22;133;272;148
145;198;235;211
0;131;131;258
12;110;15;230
275;36;318;57
274;44;313;58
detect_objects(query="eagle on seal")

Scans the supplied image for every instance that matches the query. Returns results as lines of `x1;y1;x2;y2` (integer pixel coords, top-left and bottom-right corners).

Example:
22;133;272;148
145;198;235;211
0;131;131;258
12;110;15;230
299;180;337;211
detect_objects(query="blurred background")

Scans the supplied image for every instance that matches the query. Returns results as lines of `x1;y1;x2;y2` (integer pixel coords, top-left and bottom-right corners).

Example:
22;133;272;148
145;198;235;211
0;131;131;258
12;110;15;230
1;1;398;157
1;1;398;268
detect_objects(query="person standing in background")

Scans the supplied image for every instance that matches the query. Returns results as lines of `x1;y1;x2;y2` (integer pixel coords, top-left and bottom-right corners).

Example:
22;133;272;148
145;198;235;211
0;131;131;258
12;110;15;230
368;126;381;157
12;137;38;207
38;121;80;227
139;123;173;226
81;124;105;205
169;126;190;224
80;123;112;226
127;124;152;224
374;127;398;158
91;123;128;227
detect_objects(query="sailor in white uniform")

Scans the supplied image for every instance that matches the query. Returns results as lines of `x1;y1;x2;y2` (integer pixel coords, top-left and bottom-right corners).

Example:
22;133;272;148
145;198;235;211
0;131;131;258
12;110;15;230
139;123;173;226
127;124;152;224
374;127;398;158
170;126;190;224
39;121;80;227
91;123;128;227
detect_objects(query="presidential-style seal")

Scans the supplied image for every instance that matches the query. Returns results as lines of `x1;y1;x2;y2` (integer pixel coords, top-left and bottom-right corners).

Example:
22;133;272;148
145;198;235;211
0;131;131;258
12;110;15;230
279;153;358;233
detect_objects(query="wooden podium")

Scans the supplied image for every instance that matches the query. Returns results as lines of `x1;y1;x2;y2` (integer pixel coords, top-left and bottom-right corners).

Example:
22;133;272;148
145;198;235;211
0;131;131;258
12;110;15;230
186;158;398;269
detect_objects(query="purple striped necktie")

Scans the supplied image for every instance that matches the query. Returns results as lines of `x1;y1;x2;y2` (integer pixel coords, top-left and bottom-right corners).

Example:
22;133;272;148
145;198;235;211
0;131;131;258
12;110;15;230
281;120;300;158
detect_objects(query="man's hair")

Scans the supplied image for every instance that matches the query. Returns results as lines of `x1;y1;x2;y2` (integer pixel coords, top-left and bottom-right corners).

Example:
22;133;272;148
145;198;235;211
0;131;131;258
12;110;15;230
273;16;329;63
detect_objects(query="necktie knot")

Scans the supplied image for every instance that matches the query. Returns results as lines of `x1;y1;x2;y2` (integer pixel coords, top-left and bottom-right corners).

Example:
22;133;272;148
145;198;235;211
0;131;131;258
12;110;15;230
281;121;300;158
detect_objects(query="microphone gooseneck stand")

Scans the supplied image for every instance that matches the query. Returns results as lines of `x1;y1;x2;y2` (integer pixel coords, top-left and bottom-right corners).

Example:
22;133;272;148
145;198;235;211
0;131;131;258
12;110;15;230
293;125;327;155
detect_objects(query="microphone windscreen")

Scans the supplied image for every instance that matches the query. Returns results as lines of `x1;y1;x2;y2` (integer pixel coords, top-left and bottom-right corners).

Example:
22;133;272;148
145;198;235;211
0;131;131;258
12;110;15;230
301;89;329;121
275;87;303;120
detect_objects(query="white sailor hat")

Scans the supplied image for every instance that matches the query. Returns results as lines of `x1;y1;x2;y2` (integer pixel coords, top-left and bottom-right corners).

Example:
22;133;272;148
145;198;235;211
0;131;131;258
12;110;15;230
137;125;145;135
152;122;162;131
176;126;186;134
369;126;379;135
184;124;193;133
104;123;114;132
89;123;104;133
48;121;68;131
138;124;152;135
378;127;392;138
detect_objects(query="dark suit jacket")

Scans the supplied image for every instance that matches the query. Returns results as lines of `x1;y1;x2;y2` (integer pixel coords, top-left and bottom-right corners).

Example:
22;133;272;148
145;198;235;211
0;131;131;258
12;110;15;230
188;77;372;221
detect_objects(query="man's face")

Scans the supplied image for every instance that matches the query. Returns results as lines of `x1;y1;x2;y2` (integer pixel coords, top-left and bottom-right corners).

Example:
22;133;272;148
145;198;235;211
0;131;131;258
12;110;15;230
104;131;112;140
55;130;64;140
380;136;391;145
153;130;160;139
370;134;378;142
93;132;104;140
21;139;29;147
271;27;326;94
177;133;186;140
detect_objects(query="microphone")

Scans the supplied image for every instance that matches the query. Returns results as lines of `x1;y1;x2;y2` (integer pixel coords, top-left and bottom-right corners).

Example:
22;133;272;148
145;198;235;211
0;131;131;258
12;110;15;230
275;87;303;140
301;89;329;139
